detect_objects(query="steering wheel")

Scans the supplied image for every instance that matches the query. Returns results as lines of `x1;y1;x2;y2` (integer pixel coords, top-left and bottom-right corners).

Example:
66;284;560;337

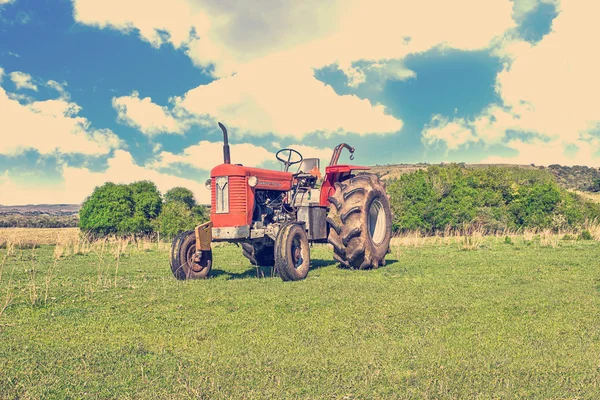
276;148;303;172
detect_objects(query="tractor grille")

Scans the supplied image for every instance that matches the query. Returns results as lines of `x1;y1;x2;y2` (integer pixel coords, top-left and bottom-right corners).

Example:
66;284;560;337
211;176;246;214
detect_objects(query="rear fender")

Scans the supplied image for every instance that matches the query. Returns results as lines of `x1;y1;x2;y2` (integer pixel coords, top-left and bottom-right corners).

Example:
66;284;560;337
319;165;370;207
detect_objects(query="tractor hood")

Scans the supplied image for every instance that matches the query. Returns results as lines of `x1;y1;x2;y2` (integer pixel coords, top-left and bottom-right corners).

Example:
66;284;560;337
211;164;293;191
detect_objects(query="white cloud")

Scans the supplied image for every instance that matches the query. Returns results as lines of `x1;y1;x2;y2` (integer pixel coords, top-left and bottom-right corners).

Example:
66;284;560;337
72;0;515;138
151;141;274;170
46;80;68;97
73;0;514;77
482;137;600;168
0;150;210;205
421;115;477;150
9;71;37;91
0;86;121;155
421;0;600;166
112;91;188;135
0;67;4;82
175;61;403;138
0;0;15;5
72;0;202;50
495;1;600;142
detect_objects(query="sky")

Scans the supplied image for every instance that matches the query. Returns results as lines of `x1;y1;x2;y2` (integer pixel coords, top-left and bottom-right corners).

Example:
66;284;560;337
0;0;598;205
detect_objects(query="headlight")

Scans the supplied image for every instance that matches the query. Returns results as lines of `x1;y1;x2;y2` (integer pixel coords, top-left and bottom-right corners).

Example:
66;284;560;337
248;176;258;187
205;178;211;190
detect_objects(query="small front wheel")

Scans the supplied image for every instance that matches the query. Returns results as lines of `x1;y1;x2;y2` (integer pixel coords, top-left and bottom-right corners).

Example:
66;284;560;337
275;224;310;281
170;230;212;280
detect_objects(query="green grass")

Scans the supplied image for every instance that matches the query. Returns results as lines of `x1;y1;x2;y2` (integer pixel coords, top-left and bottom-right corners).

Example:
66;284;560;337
2;238;600;399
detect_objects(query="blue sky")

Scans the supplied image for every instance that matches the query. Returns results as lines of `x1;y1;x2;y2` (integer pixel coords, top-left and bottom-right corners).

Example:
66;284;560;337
0;0;597;205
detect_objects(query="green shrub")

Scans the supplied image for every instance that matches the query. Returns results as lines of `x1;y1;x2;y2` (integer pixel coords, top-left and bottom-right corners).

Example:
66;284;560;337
387;164;600;234
79;181;162;237
153;189;208;239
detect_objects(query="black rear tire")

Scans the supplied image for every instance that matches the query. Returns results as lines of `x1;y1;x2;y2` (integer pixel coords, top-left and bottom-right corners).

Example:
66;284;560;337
170;230;213;280
327;174;392;269
275;224;310;281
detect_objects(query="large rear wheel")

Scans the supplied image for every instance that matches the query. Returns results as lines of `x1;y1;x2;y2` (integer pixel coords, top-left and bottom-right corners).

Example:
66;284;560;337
327;174;392;269
170;230;213;280
275;224;310;281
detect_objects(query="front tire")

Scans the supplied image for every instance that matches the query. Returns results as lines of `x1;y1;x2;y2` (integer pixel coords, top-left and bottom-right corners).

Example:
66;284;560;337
275;224;310;281
327;174;392;269
170;230;213;280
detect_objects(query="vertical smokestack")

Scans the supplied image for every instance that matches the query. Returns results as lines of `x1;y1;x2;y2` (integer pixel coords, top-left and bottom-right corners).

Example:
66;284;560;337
218;122;231;164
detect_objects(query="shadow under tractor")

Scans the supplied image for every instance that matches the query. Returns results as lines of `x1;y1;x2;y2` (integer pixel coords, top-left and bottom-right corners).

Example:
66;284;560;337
170;122;393;281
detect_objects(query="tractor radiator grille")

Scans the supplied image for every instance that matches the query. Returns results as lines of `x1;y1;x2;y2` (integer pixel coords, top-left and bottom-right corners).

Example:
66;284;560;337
211;176;246;214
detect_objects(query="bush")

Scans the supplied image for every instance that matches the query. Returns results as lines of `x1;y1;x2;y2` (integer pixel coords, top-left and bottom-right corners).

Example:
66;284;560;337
164;187;197;209
387;164;600;234
154;188;208;239
79;182;208;239
79;181;162;237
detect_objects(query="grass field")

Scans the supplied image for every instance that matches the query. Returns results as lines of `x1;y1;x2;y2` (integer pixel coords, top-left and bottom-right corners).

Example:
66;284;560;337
1;230;600;399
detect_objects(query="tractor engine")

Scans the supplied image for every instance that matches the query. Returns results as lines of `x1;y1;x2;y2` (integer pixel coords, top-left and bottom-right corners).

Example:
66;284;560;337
209;161;327;242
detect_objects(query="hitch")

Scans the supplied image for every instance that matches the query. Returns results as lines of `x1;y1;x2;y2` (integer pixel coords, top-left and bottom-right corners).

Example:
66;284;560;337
195;221;213;252
329;143;355;166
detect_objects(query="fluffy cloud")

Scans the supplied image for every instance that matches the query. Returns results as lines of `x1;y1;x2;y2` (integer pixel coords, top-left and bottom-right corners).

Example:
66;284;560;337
495;1;600;141
72;0;515;138
0;84;121;155
0;150;209;205
46;80;68;97
72;0;515;77
481;136;600;167
421;0;600;166
112;91;188;135
422;115;477;150
174;61;403;138
151;141;274;170
9;71;37;91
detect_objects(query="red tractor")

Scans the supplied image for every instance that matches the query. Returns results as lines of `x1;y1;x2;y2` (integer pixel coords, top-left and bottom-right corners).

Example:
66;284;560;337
169;123;393;281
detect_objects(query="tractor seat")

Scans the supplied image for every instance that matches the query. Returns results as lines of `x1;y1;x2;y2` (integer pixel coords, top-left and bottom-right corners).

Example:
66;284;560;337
297;158;320;174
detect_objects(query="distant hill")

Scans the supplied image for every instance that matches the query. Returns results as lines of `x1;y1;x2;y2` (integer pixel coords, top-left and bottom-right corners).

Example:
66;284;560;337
547;164;600;192
371;163;600;194
0;204;81;216
0;204;80;228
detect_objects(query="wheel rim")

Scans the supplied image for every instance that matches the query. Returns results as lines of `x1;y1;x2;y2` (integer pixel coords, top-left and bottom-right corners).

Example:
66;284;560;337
291;234;304;270
368;198;386;245
186;244;204;272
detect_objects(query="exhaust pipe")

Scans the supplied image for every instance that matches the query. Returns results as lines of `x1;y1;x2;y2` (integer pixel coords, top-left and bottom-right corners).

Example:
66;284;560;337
218;122;231;164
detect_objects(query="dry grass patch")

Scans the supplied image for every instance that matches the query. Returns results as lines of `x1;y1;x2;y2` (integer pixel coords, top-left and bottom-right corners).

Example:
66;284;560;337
0;228;80;249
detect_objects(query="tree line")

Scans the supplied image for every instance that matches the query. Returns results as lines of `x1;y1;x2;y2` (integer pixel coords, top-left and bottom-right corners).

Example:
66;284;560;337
0;214;79;228
78;181;208;239
76;164;600;239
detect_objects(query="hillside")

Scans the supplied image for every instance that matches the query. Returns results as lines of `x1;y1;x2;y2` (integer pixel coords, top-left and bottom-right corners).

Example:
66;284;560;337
0;204;81;216
547;164;600;192
372;163;600;195
0;204;80;228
